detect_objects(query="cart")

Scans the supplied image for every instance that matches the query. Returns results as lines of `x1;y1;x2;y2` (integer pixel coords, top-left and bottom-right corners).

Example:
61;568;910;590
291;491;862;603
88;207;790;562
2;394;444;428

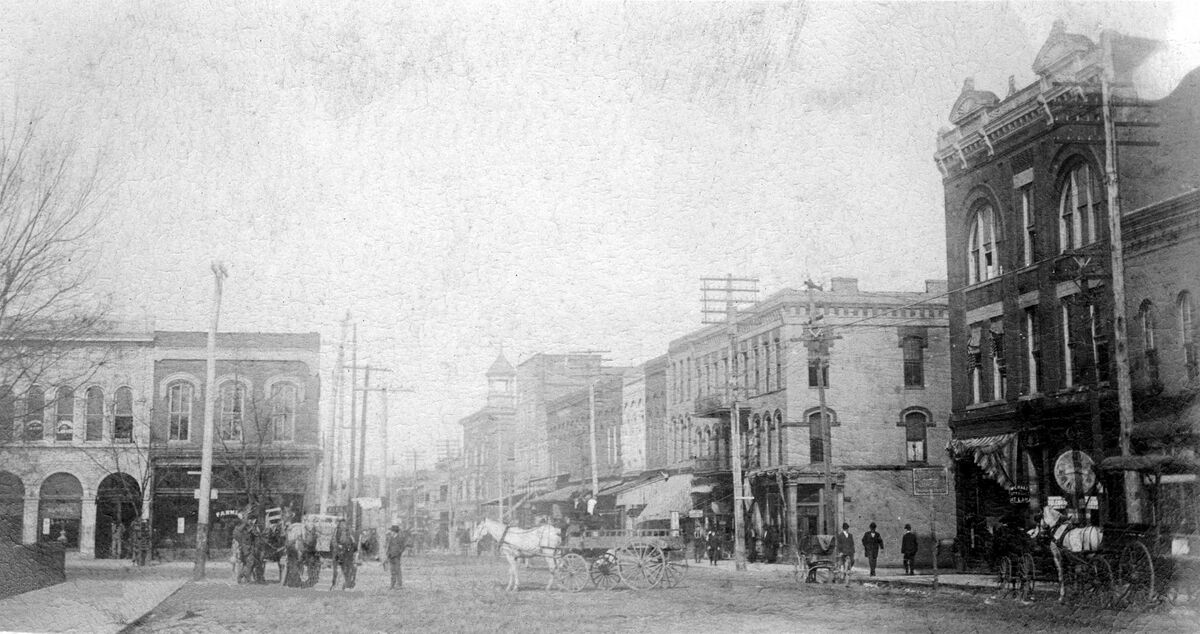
791;535;847;584
551;528;688;592
1099;454;1200;607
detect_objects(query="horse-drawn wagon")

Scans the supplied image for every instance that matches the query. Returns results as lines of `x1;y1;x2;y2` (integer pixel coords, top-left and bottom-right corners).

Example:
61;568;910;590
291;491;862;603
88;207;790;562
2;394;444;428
470;519;688;592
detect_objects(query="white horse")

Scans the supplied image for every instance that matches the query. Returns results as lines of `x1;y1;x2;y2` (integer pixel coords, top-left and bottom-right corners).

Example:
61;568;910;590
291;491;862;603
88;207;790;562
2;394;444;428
1029;506;1103;603
470;518;562;592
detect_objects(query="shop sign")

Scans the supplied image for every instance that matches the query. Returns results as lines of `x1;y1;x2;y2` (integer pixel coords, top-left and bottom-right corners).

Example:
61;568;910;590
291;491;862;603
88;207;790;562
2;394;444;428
1008;485;1030;505
688;510;704;519
912;467;948;496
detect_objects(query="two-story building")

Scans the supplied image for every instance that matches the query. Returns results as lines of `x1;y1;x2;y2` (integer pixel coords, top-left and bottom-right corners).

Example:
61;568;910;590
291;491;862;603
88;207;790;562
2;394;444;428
936;21;1200;530
148;331;321;555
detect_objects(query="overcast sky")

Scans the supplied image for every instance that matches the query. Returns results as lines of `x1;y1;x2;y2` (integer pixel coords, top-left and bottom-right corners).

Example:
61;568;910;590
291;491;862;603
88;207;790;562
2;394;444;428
2;1;1196;468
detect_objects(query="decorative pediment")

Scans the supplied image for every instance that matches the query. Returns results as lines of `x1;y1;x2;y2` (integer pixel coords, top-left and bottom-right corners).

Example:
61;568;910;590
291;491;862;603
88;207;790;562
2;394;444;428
1032;20;1096;78
949;77;999;125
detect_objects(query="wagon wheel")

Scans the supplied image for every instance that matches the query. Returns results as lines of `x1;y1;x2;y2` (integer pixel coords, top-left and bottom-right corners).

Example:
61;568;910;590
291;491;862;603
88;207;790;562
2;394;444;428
995;556;1014;596
552;553;589;593
660;549;688;589
1117;541;1156;606
589;552;621;591
1018;553;1036;600
615;541;665;590
1087;557;1117;608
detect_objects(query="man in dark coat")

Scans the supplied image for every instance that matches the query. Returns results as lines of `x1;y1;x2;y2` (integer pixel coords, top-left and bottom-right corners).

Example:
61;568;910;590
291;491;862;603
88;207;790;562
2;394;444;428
385;525;409;589
861;522;884;577
331;519;357;590
835;522;854;580
901;524;919;575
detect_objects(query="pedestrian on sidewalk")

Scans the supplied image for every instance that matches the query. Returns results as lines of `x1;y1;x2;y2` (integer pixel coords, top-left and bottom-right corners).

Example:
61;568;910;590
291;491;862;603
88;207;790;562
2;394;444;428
861;522;884;577
901;524;918;575
706;528;720;566
835;523;854;583
385;525;409;590
692;523;705;563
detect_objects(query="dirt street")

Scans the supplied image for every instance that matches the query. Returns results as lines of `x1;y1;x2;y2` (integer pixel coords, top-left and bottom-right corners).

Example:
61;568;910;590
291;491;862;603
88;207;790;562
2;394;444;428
128;553;1198;633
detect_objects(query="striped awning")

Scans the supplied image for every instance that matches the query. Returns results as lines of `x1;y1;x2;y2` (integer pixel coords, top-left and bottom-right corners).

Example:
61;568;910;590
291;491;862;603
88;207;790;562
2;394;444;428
948;433;1017;489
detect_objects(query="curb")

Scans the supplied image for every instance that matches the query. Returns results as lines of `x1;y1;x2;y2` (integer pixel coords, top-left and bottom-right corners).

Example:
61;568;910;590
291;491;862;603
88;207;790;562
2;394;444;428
117;578;191;634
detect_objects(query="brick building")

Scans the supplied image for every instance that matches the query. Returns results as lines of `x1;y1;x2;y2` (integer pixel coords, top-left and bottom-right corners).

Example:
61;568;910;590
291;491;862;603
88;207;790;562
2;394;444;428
666;279;953;557
935;22;1200;532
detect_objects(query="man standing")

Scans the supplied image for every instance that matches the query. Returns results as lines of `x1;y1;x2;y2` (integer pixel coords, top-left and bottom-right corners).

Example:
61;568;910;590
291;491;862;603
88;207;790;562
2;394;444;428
385;525;409;590
901;524;918;575
835;522;854;583
861;522;884;577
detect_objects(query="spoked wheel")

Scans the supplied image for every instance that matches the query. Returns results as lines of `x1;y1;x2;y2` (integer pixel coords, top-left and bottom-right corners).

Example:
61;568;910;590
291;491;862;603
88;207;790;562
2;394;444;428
589;552;621;591
1087;557;1117;608
1117;542;1156;607
660;549;688;589
810;562;834;584
553;553;589;593
791;551;805;586
1018;553;1036;600
996;556;1014;596
616;541;665;590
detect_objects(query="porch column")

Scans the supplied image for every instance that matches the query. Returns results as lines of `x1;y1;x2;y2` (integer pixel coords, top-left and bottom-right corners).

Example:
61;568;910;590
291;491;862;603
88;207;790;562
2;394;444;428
785;482;798;558
80;496;97;558
22;495;38;544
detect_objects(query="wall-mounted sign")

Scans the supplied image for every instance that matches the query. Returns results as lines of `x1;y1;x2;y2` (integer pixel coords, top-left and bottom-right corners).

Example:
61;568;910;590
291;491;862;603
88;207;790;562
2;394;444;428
912;467;948;496
193;489;218;500
42;518;51;535
1008;485;1030;505
688;510;705;519
177;517;186;534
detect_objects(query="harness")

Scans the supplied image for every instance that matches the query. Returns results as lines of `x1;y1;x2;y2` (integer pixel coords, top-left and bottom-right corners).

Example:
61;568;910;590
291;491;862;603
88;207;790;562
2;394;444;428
498;525;510;547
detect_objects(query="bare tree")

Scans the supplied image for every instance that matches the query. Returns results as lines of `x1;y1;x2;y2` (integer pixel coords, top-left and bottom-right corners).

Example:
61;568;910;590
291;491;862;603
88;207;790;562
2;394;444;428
0;114;110;400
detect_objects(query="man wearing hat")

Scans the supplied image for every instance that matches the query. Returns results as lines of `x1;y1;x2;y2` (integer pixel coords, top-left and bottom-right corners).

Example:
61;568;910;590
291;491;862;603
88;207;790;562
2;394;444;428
861;522;884;577
385;525;410;590
901;524;918;575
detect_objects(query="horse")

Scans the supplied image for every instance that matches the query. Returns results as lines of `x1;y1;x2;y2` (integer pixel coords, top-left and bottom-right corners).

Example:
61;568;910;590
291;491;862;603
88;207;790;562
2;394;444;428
281;521;319;588
258;522;288;584
329;522;358;590
470;518;561;592
1029;506;1103;602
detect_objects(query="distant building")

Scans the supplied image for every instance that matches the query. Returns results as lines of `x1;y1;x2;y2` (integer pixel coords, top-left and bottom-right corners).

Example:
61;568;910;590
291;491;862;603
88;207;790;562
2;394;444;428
456;352;516;523
935;22;1200;531
667;279;952;557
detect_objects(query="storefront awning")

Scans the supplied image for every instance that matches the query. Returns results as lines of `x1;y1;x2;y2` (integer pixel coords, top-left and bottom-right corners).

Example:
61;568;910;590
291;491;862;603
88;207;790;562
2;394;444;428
1133;398;1200;440
616;474;693;521
527;484;584;504
948;432;1017;489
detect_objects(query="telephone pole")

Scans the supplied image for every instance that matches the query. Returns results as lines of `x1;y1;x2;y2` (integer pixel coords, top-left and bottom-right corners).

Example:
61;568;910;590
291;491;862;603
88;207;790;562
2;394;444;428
348;364;392;531
193;262;227;581
803;280;841;534
321;313;350;514
347;325;358;516
360;384;414;523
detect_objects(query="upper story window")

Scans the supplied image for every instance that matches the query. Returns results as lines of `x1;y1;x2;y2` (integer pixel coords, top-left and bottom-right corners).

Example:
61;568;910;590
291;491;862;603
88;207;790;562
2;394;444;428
54;386;73;441
85;387;103;441
1021;186;1037;267
0;387;13;443
219;382;245;441
114;387;133;443
24;386;44;441
1181;291;1198;380
1024;307;1042;395
1058;162;1101;252
967;325;983;403
269;382;298;442
806;409;835;464
1138;300;1160;385
902;336;925;388
901;409;931;463
167;382;193;441
967;204;1001;284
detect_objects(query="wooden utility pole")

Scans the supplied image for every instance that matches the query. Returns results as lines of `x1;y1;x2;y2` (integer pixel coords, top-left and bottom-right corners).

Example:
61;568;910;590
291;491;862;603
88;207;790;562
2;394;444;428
348;325;358;515
356;383;410;523
804;280;840;535
1101;30;1142;523
321;313;350;514
193;261;227;581
349;364;392;531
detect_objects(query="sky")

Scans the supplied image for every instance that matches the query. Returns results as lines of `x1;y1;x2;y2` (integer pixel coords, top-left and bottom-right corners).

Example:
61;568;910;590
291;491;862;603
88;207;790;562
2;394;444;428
2;1;1196;470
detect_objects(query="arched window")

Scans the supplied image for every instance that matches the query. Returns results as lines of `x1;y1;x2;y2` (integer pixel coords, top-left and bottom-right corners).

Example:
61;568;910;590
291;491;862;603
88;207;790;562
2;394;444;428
269;382;298;442
1058;162;1101;251
24;386;44;441
167;382;193;441
0;388;13;443
967;204;1000;284
114;387;134;442
85;387;103;441
806;409;835;464
901;409;932;463
1138;300;1160;385
1181;291;1197;380
55;387;74;441
219;382;245;441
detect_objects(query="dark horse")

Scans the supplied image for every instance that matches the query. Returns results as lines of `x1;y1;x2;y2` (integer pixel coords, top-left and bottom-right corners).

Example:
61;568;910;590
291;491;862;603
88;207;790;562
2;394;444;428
258;523;288;584
330;522;357;590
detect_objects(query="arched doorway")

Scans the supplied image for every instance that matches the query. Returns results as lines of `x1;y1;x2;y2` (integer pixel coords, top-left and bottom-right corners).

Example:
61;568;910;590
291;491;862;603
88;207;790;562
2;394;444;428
0;471;24;545
95;473;141;559
38;473;82;548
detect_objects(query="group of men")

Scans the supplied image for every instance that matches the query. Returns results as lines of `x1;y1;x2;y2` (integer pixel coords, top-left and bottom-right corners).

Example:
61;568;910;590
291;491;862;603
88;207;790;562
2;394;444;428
835;522;921;577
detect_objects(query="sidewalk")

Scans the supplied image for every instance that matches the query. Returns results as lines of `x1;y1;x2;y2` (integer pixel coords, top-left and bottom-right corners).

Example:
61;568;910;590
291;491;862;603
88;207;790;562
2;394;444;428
0;555;193;634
